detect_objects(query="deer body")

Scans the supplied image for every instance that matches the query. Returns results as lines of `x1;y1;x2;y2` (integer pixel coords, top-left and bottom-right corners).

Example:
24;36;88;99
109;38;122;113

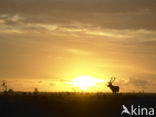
107;77;119;93
108;84;119;93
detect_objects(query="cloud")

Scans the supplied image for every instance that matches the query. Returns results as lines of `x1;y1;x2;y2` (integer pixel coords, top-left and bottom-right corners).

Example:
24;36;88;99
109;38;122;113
0;19;5;24
119;73;156;92
140;40;156;46
1;0;156;14
129;78;148;89
0;0;156;30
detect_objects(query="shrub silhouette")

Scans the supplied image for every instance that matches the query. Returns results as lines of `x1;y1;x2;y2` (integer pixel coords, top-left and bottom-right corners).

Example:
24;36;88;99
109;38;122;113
1;81;8;95
33;88;39;95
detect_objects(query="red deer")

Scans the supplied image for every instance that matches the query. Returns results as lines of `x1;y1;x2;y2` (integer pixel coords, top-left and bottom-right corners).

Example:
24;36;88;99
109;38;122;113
107;77;119;94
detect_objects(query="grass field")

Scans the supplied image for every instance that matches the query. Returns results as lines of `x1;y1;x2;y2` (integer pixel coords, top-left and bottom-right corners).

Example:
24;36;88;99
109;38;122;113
0;92;156;117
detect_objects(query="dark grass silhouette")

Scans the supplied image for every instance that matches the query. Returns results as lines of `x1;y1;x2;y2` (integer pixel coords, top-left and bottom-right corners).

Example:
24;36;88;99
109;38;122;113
0;92;156;117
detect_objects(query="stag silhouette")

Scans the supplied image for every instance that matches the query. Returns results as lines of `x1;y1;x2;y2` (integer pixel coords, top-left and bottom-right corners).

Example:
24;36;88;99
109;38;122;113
107;77;119;94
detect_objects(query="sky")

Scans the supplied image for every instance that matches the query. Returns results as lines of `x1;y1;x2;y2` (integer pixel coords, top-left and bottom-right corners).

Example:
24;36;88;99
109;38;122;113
0;0;156;92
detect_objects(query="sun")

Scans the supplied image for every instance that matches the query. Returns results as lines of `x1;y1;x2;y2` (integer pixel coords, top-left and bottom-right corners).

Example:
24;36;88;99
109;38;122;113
70;75;103;91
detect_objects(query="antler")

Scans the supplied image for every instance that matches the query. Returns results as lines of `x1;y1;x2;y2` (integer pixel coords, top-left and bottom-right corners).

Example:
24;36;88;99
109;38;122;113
110;77;116;83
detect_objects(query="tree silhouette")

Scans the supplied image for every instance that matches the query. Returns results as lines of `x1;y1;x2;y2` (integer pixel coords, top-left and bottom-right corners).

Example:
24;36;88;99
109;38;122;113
33;88;39;95
1;81;8;95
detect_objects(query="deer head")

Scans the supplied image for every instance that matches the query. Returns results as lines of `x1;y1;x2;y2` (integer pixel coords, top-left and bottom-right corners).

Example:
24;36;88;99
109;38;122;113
107;77;116;87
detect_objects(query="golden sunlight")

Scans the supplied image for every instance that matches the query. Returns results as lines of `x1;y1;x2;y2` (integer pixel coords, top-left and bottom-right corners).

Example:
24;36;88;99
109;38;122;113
70;76;103;91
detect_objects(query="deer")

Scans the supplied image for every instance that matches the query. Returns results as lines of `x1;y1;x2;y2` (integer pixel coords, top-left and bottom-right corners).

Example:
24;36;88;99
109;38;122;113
107;77;119;94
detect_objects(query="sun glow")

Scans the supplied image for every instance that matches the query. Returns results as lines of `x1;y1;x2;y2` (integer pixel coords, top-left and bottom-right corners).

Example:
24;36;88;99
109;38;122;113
71;76;103;91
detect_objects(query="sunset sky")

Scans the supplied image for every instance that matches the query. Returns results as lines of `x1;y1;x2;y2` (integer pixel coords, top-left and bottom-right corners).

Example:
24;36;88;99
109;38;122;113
0;0;156;92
